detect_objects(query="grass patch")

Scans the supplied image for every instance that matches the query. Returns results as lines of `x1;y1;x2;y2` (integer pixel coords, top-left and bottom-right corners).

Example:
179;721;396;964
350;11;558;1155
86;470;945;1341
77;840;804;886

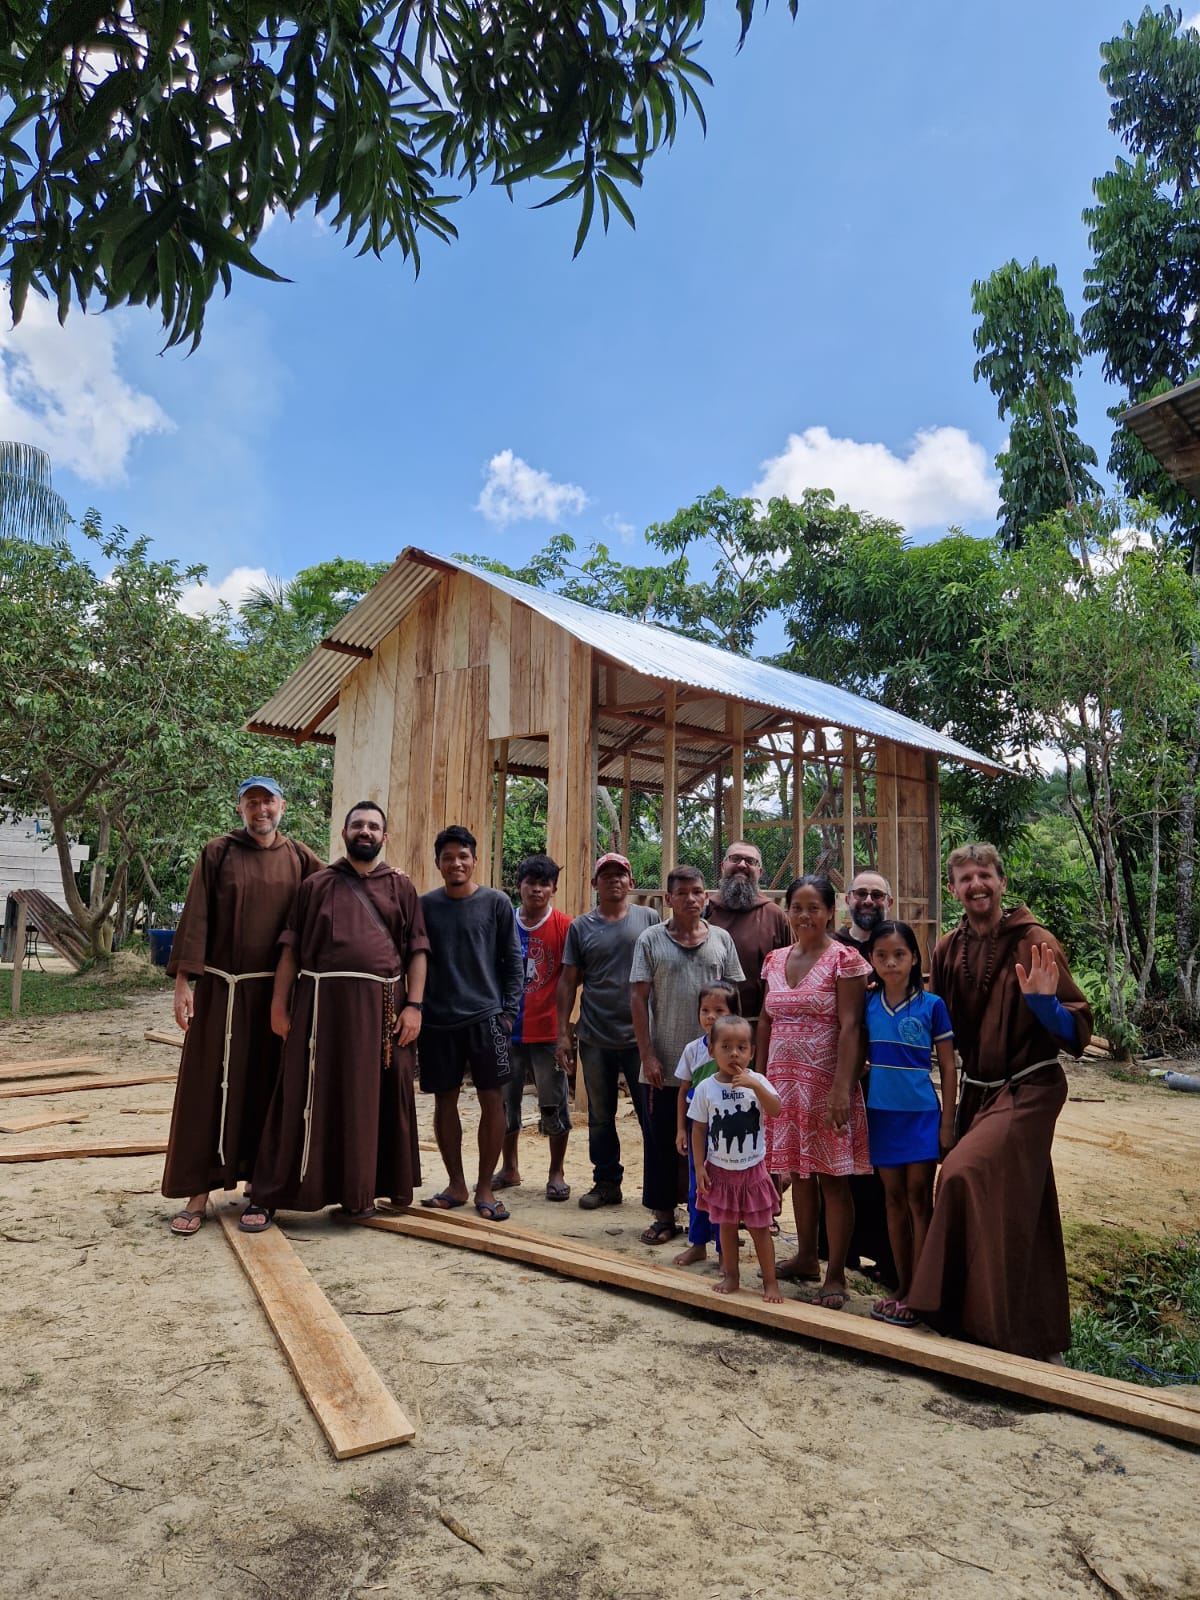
0;952;168;1016
1065;1224;1200;1387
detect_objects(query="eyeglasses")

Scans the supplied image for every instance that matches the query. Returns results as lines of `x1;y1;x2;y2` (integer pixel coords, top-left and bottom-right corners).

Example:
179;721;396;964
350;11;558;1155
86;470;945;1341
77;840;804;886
849;888;889;901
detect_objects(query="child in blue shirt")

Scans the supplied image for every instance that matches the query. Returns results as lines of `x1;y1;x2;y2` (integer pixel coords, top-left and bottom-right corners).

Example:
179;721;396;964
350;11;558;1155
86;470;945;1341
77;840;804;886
863;920;957;1328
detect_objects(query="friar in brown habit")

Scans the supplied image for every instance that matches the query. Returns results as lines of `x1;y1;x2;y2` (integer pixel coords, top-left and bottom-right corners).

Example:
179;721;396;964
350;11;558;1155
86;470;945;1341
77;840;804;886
162;777;324;1235
242;801;429;1228
906;842;1092;1360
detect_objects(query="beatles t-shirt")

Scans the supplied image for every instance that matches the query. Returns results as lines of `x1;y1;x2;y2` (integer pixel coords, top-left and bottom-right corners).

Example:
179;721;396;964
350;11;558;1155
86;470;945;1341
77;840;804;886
687;1071;776;1172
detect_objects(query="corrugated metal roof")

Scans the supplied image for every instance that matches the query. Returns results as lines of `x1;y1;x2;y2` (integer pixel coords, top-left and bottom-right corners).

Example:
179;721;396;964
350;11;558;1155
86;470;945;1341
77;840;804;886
1120;378;1200;497
248;547;1007;773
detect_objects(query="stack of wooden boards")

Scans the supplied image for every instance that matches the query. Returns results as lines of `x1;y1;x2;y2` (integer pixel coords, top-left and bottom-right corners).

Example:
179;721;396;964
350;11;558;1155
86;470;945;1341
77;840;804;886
0;1053;175;1153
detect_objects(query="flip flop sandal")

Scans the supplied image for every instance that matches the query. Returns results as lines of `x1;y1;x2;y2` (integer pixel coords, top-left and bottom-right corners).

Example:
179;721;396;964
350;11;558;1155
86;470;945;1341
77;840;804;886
869;1298;899;1322
335;1205;378;1222
421;1191;467;1210
640;1222;681;1245
474;1199;510;1221
238;1204;274;1233
489;1174;522;1192
545;1183;571;1201
169;1208;205;1236
879;1301;919;1327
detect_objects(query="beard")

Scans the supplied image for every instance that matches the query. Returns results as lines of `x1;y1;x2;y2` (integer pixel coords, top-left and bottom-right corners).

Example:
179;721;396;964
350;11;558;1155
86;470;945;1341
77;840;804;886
849;901;884;934
347;836;383;862
717;873;760;912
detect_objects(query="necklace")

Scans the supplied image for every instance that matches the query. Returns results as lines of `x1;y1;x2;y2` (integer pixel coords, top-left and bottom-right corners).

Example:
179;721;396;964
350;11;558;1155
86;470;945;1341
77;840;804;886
960;910;1007;999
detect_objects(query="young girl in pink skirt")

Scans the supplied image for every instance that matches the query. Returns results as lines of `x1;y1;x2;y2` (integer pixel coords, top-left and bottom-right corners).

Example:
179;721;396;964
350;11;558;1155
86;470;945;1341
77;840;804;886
689;1014;784;1303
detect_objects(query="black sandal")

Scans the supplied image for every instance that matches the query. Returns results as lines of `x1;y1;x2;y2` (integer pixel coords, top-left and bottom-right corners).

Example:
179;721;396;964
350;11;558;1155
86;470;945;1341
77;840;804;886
238;1204;274;1233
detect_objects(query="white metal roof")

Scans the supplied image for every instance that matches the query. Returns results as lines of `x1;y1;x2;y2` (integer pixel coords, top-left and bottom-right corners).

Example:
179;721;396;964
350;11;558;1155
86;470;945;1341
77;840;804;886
248;547;1006;774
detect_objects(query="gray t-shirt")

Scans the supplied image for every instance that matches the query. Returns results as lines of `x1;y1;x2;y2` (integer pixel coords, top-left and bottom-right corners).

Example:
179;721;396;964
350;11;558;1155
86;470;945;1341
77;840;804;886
420;885;524;1029
629;922;744;1085
563;903;660;1049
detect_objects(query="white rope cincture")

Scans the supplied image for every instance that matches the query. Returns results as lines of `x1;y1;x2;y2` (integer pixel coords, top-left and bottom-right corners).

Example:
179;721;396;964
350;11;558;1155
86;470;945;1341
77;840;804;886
297;969;401;1182
958;1056;1061;1091
202;965;274;1165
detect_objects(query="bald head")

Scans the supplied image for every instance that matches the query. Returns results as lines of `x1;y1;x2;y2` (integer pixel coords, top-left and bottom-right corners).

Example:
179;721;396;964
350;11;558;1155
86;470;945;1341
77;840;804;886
846;871;892;936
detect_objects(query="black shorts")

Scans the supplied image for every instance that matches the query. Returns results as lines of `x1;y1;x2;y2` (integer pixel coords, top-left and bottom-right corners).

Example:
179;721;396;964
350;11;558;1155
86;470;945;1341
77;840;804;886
418;1014;513;1094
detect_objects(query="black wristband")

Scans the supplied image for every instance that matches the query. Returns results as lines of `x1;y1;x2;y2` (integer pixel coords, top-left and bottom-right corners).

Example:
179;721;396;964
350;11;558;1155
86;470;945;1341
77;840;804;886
405;1000;423;1011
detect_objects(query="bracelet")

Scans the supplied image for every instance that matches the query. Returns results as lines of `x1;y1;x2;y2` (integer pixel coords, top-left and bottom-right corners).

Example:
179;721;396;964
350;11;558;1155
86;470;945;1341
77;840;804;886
404;1000;424;1011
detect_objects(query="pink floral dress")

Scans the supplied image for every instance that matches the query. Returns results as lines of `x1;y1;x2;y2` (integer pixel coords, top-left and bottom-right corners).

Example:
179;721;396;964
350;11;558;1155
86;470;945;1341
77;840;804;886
762;940;872;1178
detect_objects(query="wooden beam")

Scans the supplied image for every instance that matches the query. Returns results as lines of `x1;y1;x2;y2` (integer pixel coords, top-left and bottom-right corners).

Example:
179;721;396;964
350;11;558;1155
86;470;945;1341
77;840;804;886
0;1112;88;1134
792;720;804;877
365;1209;1200;1447
0;1139;168;1162
0;1071;177;1102
320;638;373;659
727;702;744;841
620;750;632;853
295;691;342;745
144;1031;184;1049
493;739;509;890
10;897;26;1013
844;731;856;883
0;1055;104;1082
119;1106;172;1115
217;1206;415;1459
661;685;678;887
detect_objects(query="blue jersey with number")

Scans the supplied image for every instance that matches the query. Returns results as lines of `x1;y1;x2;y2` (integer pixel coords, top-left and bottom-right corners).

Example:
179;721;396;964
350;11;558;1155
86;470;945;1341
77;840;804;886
865;990;953;1113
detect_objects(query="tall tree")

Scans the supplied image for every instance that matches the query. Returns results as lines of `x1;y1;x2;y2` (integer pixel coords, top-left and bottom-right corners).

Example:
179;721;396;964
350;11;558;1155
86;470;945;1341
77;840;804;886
971;258;1101;549
0;440;67;544
1082;6;1200;1020
0;0;791;349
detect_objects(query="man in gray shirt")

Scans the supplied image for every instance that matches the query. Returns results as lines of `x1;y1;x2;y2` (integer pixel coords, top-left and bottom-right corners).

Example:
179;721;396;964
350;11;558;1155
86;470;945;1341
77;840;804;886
556;852;658;1210
419;825;524;1220
630;865;743;1244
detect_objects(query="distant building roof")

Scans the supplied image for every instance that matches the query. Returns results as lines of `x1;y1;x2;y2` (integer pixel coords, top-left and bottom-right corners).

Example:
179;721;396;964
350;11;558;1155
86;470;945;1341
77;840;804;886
1120;377;1200;498
248;547;1007;775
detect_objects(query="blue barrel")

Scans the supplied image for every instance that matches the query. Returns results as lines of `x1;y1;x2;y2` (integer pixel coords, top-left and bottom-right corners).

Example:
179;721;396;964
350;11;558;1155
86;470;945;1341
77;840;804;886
148;929;175;968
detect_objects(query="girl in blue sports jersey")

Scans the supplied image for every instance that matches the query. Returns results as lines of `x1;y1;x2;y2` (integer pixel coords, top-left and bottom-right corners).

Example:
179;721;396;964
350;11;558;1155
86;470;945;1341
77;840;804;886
863;921;957;1328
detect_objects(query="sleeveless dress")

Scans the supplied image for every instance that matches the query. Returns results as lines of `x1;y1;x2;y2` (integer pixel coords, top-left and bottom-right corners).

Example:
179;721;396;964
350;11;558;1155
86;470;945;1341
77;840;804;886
762;940;872;1178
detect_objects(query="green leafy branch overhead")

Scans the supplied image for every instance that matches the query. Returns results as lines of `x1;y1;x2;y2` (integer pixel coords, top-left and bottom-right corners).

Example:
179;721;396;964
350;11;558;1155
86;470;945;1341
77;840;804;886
0;0;791;349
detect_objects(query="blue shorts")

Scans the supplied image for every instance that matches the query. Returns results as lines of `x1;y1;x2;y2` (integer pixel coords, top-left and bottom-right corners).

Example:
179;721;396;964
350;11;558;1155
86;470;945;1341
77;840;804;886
867;1106;940;1168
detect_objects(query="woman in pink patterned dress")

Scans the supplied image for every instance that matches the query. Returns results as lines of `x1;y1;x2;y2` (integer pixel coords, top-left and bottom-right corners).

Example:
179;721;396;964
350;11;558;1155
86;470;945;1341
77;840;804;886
759;875;871;1310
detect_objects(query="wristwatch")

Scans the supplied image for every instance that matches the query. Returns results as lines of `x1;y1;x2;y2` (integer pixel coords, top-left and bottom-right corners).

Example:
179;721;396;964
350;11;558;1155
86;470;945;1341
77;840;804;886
405;1000;424;1011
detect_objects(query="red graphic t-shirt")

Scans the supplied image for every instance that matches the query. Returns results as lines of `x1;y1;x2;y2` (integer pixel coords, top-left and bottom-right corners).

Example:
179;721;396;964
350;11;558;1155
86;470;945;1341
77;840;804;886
513;908;572;1044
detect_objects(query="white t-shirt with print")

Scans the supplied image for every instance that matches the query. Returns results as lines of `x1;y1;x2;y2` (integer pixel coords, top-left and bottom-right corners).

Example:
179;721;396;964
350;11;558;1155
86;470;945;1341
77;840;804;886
687;1072;775;1172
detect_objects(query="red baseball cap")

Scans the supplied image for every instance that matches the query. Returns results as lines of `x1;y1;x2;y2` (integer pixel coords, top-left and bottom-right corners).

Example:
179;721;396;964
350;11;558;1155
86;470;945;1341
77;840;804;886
593;852;632;877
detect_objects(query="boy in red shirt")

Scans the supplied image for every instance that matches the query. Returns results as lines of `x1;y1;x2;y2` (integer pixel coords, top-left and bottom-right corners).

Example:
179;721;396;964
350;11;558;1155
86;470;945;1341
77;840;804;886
495;855;574;1200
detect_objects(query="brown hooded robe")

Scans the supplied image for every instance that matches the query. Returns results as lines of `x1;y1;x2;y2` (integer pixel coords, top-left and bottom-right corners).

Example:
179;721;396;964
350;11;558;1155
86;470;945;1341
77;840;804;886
162;830;324;1198
906;905;1092;1358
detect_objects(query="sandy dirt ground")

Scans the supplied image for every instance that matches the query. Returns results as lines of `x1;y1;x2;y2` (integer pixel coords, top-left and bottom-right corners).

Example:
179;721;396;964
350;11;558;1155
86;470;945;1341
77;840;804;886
2;989;1199;1600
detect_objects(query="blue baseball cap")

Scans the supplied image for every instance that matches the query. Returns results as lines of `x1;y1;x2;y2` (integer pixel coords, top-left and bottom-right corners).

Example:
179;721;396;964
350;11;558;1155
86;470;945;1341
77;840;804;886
238;776;284;799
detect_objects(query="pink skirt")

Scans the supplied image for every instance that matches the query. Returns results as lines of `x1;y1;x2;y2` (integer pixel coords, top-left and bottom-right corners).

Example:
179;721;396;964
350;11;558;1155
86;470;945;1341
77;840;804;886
699;1161;782;1229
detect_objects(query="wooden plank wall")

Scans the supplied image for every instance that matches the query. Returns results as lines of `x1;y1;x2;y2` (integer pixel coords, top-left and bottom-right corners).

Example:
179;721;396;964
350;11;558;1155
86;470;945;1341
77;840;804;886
328;575;594;906
887;739;940;962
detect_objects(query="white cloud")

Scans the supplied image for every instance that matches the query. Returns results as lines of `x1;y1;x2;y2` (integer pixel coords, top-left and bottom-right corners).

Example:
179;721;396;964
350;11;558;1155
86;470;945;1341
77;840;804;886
0;289;171;485
750;425;999;532
476;449;588;525
603;512;637;545
178;565;272;617
1185;11;1200;32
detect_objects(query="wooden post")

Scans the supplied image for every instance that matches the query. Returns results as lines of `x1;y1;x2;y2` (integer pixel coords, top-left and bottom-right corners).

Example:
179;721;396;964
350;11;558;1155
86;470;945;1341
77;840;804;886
712;768;723;882
843;732;856;885
791;722;805;878
661;686;678;892
492;740;509;890
620;750;632;854
10;900;26;1015
727;701;745;842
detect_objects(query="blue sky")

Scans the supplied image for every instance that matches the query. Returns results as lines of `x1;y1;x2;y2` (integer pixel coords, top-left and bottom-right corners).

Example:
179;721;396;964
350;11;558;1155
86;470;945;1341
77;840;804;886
0;0;1166;616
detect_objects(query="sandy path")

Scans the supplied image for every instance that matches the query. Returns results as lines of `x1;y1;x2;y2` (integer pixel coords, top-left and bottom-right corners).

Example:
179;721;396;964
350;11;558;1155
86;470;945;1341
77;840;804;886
1;996;1198;1600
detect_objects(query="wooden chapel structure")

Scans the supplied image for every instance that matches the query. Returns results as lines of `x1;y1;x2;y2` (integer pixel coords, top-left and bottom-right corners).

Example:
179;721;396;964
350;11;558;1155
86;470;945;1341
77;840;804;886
248;549;1006;955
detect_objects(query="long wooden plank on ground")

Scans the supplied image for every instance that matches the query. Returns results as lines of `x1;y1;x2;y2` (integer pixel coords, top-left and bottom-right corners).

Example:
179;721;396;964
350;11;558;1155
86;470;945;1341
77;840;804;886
0;1071;177;1101
0;1056;104;1082
391;1207;1200;1420
120;1106;171;1115
0;1112;88;1134
0;1140;168;1162
143;1031;184;1048
217;1206;415;1459
365;1209;1200;1448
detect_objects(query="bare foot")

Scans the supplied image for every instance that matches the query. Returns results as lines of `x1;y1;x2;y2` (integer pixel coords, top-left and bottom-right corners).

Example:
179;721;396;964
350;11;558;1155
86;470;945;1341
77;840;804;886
761;1279;784;1304
673;1243;709;1267
775;1255;821;1282
490;1171;522;1191
712;1272;741;1295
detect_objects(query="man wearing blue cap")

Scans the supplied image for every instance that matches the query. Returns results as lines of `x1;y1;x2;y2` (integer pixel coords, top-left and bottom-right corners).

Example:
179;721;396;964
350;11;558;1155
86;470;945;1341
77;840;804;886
162;777;324;1234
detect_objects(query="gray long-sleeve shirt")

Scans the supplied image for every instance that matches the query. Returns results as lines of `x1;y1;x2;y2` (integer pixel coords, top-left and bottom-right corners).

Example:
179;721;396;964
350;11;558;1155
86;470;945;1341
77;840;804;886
419;885;524;1029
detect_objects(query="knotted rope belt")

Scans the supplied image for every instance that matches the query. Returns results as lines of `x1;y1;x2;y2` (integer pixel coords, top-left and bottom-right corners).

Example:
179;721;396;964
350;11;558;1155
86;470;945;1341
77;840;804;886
298;969;402;1182
202;965;274;1165
957;1056;1061;1092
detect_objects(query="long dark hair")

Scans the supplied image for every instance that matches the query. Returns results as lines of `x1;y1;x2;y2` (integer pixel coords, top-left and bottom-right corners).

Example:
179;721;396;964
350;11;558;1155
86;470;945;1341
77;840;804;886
864;919;923;999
